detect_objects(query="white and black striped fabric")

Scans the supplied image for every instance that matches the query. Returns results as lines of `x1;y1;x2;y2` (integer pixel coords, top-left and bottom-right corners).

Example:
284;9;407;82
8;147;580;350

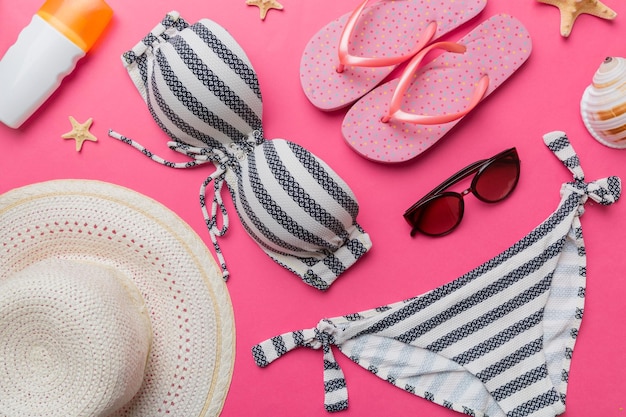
109;12;371;289
252;132;621;415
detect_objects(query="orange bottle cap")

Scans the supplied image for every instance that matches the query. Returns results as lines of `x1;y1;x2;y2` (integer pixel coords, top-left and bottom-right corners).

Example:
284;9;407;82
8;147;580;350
37;0;113;52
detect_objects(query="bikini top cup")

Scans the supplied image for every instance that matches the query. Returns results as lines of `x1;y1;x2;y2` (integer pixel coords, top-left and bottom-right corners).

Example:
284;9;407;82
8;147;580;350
252;132;621;415
110;12;372;290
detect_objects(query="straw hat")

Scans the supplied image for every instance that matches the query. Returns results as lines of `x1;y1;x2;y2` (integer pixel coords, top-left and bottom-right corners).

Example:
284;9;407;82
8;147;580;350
0;180;235;417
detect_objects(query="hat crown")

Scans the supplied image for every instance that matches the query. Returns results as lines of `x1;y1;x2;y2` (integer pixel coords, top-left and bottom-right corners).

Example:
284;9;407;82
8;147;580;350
0;259;152;417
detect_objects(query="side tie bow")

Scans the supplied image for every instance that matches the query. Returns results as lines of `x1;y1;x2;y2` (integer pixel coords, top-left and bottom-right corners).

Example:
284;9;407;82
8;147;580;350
567;176;621;206
544;131;621;207
252;320;349;413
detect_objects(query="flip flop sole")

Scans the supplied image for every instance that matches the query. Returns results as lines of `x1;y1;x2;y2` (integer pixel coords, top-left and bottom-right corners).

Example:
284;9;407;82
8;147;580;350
300;0;487;111
342;14;532;163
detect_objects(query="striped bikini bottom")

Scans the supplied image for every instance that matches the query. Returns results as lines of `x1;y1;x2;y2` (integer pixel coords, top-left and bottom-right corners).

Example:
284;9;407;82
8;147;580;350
252;131;622;417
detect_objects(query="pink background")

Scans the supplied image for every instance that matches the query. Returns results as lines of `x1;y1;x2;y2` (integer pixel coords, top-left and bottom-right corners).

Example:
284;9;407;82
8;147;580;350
1;0;625;416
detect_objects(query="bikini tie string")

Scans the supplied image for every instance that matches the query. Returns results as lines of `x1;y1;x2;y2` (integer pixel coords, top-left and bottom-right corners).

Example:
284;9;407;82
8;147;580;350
108;130;215;168
199;132;264;280
251;319;349;413
107;129;264;281
200;161;230;280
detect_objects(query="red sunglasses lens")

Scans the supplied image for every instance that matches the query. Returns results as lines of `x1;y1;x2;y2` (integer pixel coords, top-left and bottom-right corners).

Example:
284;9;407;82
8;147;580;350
414;194;463;236
474;156;520;202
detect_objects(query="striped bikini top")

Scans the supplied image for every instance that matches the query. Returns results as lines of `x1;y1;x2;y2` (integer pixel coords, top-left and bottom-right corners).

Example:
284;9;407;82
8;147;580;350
108;12;371;290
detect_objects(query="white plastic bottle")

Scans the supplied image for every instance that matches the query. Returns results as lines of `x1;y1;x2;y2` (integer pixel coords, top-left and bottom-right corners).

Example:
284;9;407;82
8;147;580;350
0;0;113;129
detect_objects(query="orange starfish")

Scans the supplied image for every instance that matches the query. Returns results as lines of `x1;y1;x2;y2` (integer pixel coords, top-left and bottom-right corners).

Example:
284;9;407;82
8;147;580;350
246;0;283;20
537;0;617;37
61;116;97;151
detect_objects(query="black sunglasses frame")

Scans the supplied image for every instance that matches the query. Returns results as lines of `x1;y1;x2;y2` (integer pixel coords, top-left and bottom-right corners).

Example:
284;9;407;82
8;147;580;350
404;147;520;237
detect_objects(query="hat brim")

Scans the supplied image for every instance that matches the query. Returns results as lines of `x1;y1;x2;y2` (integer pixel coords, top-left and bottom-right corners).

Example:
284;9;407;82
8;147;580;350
0;180;234;417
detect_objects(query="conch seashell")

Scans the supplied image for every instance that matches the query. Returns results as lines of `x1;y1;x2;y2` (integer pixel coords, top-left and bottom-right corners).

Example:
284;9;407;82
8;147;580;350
581;56;626;149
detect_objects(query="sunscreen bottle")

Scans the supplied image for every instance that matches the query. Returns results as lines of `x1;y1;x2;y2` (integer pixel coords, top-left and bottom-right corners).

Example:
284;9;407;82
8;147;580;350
0;0;113;128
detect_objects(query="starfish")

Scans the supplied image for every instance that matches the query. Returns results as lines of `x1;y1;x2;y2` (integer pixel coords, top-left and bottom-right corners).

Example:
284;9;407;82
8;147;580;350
246;0;283;20
537;0;617;37
61;116;98;151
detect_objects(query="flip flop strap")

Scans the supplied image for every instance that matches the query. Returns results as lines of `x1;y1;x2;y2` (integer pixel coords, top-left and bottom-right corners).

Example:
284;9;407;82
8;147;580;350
252;320;349;413
336;0;436;73
382;41;489;124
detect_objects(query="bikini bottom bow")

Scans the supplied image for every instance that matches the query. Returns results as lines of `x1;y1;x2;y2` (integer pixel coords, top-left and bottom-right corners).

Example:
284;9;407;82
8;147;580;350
566;176;621;207
252;319;349;412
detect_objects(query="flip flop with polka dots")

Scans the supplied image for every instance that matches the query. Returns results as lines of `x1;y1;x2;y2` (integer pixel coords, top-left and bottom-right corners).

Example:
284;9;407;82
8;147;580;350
300;0;487;111
342;14;532;163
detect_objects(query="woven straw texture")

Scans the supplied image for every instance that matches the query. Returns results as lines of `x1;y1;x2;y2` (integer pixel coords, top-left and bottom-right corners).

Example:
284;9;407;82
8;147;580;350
0;180;235;417
0;259;153;416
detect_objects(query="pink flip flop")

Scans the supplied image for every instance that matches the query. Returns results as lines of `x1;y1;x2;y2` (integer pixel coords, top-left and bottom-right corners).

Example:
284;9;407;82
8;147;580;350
342;14;532;163
300;0;487;111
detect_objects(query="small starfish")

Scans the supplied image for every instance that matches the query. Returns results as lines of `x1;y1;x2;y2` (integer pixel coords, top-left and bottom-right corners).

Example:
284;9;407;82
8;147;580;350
537;0;617;37
246;0;283;20
61;116;98;151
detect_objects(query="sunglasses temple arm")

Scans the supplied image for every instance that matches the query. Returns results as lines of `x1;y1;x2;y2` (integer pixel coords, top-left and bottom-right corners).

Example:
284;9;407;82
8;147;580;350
405;160;485;210
425;159;487;197
427;148;517;198
405;148;517;213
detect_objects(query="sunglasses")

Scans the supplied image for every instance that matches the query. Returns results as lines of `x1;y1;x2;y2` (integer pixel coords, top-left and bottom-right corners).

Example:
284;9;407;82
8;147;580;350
404;148;520;237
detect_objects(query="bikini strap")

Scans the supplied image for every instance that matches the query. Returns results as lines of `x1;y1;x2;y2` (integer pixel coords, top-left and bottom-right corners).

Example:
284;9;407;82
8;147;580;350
543;131;621;206
252;320;349;413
